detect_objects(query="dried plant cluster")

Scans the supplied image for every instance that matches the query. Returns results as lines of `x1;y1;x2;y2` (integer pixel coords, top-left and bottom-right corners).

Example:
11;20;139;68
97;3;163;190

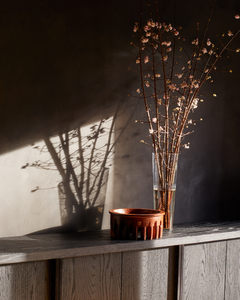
131;0;239;227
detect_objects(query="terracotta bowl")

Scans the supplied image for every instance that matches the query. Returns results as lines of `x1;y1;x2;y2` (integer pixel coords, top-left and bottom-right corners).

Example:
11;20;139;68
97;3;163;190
109;208;165;240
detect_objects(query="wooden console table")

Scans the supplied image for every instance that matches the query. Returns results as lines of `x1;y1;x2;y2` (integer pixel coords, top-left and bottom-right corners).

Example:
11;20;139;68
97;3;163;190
0;222;240;300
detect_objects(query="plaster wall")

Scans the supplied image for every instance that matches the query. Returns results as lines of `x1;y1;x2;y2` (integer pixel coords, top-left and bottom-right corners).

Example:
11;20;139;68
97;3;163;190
0;0;239;237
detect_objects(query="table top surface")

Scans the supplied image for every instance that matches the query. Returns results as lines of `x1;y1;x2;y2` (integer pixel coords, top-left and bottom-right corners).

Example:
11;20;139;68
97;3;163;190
0;221;240;265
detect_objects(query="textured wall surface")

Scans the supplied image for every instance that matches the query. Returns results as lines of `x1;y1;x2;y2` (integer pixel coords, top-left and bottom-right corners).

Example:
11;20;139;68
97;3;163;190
0;0;240;237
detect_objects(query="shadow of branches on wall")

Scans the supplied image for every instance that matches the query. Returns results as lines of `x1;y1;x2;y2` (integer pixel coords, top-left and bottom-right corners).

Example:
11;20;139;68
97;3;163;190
22;109;123;233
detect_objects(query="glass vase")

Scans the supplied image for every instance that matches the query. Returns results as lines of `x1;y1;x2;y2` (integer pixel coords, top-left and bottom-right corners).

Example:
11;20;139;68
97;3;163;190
152;152;178;231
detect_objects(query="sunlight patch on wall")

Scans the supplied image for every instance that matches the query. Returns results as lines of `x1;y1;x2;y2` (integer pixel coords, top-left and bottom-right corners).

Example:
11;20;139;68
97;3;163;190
0;116;115;237
0;142;61;237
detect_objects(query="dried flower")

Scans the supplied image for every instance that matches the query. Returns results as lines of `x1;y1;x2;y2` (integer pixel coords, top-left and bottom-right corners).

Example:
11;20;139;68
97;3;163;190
191;98;199;109
192;81;199;89
162;41;171;47
206;38;211;46
144;25;150;32
142;37;149;43
163;55;168;61
144;56;149;64
192;38;199;45
176;73;183;79
133;23;139;32
169;83;179;91
152;118;157;123
147;19;156;28
180;82;188;88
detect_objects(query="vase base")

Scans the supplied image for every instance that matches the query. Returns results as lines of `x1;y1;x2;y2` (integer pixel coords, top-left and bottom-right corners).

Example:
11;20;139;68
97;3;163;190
154;189;176;231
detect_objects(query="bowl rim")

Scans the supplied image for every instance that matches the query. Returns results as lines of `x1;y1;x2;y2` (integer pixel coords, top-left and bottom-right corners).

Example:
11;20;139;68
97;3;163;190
109;208;165;217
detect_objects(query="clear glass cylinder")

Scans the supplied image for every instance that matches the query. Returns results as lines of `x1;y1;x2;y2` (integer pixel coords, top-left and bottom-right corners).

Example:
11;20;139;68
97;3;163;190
152;152;178;231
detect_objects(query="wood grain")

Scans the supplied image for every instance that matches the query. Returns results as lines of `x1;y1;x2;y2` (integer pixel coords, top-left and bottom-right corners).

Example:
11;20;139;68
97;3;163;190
1;222;240;265
60;252;121;300
225;239;240;300
181;241;226;300
0;261;49;300
122;248;169;300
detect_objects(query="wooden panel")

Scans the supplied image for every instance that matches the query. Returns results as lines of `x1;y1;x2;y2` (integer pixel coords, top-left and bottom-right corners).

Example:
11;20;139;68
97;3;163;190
122;248;169;300
2;222;240;265
0;261;49;300
60;253;121;300
225;239;240;300
181;241;226;300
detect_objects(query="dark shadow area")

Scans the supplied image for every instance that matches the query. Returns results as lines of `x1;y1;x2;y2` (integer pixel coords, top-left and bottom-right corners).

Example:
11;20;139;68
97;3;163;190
46;259;57;300
167;246;179;300
0;0;141;154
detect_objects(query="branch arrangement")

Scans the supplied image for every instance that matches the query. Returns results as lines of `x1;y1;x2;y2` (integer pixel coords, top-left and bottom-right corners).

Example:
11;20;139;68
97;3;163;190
131;0;239;227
